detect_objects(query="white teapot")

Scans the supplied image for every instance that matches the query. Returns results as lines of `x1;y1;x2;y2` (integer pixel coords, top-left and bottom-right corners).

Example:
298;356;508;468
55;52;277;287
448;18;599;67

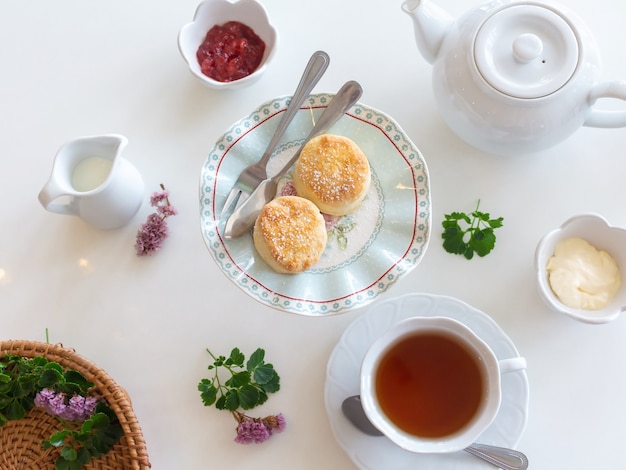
402;0;626;155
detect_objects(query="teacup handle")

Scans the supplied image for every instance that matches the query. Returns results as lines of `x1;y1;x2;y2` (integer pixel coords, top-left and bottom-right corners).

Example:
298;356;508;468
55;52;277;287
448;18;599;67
498;357;527;374
584;81;626;128
38;179;76;216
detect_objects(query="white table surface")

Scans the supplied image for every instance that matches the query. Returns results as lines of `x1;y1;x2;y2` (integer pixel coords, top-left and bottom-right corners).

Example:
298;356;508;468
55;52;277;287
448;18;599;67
2;0;626;468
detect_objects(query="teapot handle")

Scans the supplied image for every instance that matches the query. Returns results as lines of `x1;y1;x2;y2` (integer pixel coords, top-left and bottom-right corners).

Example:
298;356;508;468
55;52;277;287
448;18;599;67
584;81;626;128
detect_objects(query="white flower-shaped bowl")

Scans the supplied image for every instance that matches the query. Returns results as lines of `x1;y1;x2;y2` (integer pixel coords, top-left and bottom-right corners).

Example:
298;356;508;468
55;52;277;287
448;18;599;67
535;213;626;324
178;0;278;89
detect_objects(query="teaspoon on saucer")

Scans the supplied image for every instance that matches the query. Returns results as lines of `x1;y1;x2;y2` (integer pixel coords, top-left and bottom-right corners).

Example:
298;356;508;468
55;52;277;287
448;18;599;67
341;395;529;470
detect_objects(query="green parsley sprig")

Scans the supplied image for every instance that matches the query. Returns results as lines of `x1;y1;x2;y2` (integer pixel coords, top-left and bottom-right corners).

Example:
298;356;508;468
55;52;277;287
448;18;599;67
441;200;504;259
198;347;280;411
0;354;123;470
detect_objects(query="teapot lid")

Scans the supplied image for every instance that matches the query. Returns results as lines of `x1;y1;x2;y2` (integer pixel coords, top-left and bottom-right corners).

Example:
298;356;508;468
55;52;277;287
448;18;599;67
474;4;579;99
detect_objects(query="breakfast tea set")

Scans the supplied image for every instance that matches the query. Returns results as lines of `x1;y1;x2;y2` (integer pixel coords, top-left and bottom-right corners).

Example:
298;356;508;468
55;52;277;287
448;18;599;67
29;0;626;468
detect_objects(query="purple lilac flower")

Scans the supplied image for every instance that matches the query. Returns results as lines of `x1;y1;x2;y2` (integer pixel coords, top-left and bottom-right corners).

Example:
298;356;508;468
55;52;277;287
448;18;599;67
67;395;98;420
34;388;56;407
157;204;178;217
135;213;169;255
150;189;170;206
263;412;286;433
234;417;272;444
35;388;98;422
135;184;178;256
232;411;286;444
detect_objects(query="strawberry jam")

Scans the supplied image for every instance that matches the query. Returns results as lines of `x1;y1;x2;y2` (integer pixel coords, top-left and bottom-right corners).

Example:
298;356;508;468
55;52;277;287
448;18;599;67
196;21;266;82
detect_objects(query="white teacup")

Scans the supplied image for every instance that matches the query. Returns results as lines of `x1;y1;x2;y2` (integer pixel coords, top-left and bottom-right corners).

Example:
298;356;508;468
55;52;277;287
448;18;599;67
360;316;526;453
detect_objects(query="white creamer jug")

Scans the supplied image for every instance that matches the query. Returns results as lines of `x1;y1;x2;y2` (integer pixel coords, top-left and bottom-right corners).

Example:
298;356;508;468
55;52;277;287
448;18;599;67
38;134;144;229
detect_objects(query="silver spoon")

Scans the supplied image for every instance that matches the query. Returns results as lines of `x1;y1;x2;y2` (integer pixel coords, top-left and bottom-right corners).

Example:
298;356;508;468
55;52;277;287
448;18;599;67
341;395;529;470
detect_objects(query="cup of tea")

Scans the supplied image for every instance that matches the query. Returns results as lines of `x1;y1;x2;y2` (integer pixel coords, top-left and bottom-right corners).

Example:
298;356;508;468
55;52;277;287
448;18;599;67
360;316;526;453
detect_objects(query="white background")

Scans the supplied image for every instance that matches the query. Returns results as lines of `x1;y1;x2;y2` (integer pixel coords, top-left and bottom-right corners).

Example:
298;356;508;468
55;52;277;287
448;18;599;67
1;0;626;468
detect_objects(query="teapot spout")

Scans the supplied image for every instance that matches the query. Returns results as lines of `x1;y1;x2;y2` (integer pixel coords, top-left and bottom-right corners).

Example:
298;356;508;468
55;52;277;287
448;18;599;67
402;0;454;64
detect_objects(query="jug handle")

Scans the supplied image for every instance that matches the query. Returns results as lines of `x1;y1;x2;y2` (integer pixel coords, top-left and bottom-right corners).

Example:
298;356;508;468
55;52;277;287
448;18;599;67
584;81;626;128
38;179;77;216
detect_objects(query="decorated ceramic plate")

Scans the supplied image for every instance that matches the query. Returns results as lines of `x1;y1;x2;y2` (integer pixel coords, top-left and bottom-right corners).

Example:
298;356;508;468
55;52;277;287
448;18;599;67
199;93;431;315
325;293;530;469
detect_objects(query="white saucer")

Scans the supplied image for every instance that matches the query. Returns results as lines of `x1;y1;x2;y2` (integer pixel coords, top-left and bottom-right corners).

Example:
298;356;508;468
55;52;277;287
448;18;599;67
324;293;529;469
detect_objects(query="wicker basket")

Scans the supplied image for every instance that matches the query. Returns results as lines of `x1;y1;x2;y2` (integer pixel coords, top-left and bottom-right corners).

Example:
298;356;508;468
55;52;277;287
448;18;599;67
0;340;151;469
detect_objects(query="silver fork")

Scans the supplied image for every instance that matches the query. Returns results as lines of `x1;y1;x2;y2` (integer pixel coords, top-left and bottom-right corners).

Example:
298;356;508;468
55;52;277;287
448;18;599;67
219;50;330;218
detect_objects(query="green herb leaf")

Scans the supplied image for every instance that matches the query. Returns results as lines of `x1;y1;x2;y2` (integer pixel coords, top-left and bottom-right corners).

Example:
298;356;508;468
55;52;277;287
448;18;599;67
199;347;281;413
228;348;245;367
198;379;217;407
223;390;239;411
237;384;260;410
260;374;281;394
253;364;277;386
441;200;504;260
226;371;251;388
246;348;265;371
215;395;226;410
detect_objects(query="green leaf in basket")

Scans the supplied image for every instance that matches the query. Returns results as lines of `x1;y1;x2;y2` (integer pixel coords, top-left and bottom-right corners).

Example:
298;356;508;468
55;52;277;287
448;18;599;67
0;395;12;409
6;398;26;420
76;447;91;464
44;361;64;373
46;429;72;447
63;370;92;390
55;458;83;470
88;413;123;455
60;445;78;461
38;367;64;388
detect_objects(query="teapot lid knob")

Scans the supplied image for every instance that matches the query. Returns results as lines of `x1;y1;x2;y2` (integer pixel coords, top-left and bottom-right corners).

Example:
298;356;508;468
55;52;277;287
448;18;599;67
474;4;579;99
512;33;543;63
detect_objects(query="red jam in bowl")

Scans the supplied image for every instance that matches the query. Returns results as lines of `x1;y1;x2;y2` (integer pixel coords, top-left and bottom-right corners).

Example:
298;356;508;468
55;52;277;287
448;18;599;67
196;21;266;82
